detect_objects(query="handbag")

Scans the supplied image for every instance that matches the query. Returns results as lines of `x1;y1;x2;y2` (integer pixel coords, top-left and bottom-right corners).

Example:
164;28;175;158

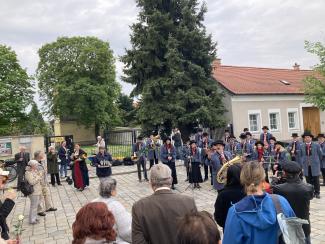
20;174;34;197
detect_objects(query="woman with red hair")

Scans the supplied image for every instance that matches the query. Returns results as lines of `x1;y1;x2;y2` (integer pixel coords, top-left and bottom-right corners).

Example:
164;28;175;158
72;202;117;244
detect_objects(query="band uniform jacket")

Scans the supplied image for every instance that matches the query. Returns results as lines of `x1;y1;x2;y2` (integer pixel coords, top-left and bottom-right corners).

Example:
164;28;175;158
235;142;253;160
205;151;232;190
225;142;238;156
146;139;160;160
160;145;176;163
132;142;147;161
319;142;325;169
287;140;302;162
299;142;322;177
132;189;197;244
260;132;273;144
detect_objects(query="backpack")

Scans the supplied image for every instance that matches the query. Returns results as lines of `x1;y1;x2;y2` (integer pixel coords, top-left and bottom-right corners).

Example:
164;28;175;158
20;175;34;197
271;194;308;244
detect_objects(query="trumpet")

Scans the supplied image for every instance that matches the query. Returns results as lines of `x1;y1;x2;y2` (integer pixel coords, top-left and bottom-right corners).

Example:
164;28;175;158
216;156;242;184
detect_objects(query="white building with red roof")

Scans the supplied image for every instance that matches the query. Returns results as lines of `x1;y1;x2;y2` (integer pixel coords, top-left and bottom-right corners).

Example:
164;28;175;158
212;59;324;140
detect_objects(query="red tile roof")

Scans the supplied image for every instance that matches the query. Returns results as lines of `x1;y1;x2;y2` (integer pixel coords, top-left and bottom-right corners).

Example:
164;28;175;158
212;65;316;95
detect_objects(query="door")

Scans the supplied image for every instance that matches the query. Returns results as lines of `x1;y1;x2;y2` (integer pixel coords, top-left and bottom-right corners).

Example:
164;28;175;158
302;107;321;136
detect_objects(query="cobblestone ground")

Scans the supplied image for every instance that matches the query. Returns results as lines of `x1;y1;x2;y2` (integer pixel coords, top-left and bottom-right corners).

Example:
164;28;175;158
5;163;325;244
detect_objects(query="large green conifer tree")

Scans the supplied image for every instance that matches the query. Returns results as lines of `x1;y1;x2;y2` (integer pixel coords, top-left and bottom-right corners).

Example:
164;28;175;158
122;0;225;138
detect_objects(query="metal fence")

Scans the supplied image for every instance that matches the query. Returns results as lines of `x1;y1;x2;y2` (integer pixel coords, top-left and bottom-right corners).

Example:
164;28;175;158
107;128;141;159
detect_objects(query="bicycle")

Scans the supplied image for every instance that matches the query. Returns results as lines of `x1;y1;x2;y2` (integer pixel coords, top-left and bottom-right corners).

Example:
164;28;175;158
0;159;18;183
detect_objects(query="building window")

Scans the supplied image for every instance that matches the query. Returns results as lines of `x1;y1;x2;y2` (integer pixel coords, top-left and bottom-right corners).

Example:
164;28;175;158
287;108;299;130
249;114;260;132
269;111;281;131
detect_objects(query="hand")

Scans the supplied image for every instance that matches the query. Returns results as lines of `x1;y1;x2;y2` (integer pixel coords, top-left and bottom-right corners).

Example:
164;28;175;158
6;240;17;244
4;190;17;200
273;164;278;170
167;156;172;160
19;158;23;161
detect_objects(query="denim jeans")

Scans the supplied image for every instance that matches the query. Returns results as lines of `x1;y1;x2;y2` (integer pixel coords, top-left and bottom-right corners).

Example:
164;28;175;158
60;163;67;177
305;235;311;244
175;146;182;160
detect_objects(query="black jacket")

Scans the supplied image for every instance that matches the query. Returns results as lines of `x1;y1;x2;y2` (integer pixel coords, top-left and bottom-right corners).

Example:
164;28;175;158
0;199;15;240
272;177;314;237
214;185;246;228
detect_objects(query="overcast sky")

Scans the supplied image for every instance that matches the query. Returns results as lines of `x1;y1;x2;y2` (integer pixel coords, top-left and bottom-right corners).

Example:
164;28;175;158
1;0;325;103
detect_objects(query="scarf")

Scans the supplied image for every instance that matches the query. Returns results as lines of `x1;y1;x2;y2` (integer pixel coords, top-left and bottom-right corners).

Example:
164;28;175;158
257;148;264;162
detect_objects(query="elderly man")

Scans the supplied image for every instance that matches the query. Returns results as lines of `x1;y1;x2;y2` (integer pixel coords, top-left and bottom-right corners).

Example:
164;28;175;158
132;163;197;244
96;136;106;153
0;169;16;240
14;145;30;191
34;151;57;216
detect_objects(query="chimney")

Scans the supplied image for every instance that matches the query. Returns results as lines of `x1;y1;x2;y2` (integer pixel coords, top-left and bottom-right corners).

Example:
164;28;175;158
212;58;221;71
293;62;300;71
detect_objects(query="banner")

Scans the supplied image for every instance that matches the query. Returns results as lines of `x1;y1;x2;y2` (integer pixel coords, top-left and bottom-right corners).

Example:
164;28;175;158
0;138;12;156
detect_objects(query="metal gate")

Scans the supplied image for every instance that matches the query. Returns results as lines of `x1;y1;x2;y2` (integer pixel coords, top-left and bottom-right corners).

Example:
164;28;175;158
107;128;141;159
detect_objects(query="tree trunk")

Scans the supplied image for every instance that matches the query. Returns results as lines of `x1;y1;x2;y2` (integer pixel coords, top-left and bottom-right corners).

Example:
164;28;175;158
95;123;100;141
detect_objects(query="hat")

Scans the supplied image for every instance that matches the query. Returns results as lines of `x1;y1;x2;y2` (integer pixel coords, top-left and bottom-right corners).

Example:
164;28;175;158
245;132;252;136
230;135;236;139
137;136;143;140
243;128;249;132
275;141;285;147
282;161;302;174
302;131;314;138
317;133;325;139
225;129;229;133
211;140;225;147
255;141;264;147
291;133;299;138
189;140;196;145
269;136;277;142
0;168;9;176
239;133;247;140
262;126;269;130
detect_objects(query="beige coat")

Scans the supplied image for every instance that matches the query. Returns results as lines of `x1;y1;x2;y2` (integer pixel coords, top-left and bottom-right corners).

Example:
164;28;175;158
25;168;43;196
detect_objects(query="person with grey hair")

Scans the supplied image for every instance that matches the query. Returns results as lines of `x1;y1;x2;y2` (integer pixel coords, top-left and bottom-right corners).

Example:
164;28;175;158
25;160;43;224
92;178;132;243
132;163;197;244
34;150;57;216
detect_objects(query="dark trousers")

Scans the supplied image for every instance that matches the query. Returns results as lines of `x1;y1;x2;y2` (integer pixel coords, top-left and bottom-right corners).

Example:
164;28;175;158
16;164;26;190
321;168;325;185
164;161;178;185
149;158;159;168
137;159;147;180
50;173;61;186
204;164;209;179
306;166;320;195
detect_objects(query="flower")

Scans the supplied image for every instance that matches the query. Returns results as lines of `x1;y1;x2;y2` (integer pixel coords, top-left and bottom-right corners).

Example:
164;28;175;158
18;215;24;221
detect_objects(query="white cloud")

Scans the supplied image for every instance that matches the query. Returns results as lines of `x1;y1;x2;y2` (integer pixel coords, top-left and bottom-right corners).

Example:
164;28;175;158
1;0;325;104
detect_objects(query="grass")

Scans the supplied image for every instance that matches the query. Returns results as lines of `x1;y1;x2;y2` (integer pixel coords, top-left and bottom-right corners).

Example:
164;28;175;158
82;145;132;160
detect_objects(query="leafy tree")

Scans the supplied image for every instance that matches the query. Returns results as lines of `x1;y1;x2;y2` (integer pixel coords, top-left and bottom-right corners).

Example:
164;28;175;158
121;0;225;138
303;41;325;109
37;37;121;138
0;44;33;136
116;93;137;126
21;102;51;135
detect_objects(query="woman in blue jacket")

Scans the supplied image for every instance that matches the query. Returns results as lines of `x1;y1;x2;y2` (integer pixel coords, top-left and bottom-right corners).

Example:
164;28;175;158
223;161;295;244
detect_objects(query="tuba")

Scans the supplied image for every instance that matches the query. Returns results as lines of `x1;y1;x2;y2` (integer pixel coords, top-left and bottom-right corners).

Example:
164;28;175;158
216;156;242;184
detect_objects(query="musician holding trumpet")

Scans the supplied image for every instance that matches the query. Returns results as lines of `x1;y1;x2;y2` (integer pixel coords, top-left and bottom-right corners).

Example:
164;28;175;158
132;136;148;182
147;134;160;168
205;140;232;191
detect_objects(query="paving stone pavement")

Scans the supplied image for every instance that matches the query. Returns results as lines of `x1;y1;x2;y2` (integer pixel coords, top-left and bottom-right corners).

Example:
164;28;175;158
5;162;325;244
